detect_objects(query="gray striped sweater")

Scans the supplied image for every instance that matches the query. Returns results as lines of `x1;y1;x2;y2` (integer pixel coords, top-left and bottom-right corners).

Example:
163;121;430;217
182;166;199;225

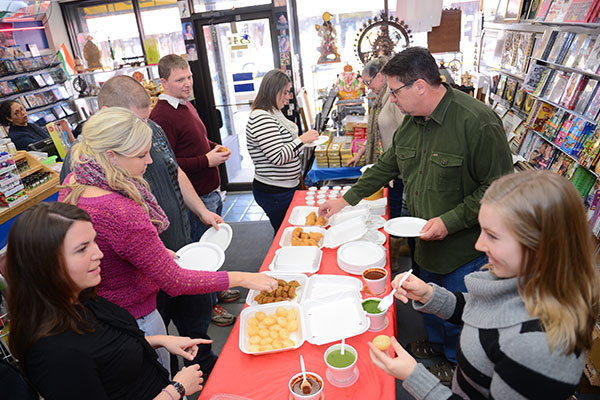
404;270;585;400
246;109;303;188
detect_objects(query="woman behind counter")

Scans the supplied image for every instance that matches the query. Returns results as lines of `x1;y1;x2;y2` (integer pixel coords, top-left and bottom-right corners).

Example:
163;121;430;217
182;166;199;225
6;202;206;400
369;170;600;399
246;69;319;233
60;107;278;371
0;100;50;150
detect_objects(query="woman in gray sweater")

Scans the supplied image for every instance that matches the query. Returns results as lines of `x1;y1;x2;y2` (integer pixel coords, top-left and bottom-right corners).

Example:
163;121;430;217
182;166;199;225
370;170;600;399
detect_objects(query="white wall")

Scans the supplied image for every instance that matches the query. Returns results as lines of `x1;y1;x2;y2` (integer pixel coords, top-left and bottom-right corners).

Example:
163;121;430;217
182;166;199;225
43;1;73;55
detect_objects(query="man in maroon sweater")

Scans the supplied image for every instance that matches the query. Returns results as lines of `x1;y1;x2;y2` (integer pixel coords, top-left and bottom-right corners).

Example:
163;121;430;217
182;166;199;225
150;54;239;326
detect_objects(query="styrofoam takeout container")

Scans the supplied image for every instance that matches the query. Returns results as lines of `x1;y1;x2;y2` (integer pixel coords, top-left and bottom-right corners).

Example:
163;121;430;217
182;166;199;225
239;302;304;355
328;204;370;226
279;226;326;248
301;274;363;302
337;240;386;275
246;271;308;306
288;206;328;226
322;217;368;248
271;246;322;273
301;290;370;345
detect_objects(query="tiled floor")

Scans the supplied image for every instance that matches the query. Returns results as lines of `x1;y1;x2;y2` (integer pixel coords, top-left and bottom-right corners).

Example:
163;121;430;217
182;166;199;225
222;191;270;223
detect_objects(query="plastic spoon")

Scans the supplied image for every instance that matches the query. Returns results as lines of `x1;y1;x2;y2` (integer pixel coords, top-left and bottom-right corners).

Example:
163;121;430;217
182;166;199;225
378;269;412;312
300;355;311;394
341;337;345;355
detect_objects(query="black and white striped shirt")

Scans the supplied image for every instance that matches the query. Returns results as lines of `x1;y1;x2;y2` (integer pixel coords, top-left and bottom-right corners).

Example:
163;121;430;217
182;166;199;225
246;109;303;188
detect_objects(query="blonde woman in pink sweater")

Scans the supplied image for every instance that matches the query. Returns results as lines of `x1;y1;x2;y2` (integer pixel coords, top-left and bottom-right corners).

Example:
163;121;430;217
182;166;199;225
60;107;278;371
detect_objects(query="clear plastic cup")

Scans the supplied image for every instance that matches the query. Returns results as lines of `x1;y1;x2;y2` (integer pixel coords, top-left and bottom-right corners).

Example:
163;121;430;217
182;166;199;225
332;185;342;191
317;199;326;206
306;199;315;206
289;372;324;400
308;186;318;192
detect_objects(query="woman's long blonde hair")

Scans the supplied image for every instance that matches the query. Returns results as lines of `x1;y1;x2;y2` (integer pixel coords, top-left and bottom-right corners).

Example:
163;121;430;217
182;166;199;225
482;170;600;354
63;107;153;215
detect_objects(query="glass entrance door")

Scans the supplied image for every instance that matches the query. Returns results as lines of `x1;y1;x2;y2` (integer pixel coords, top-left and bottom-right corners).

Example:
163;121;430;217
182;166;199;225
201;18;276;185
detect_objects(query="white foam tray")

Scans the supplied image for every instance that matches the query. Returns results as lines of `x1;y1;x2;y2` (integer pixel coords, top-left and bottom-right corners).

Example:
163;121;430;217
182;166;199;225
279;226;326;248
288;206;328;226
328;204;370;226
270;246;322;273
322;217;368;248
301;274;363;302
245;272;308;306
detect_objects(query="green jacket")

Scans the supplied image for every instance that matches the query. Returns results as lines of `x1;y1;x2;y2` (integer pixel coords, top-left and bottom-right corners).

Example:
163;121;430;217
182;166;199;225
344;84;513;274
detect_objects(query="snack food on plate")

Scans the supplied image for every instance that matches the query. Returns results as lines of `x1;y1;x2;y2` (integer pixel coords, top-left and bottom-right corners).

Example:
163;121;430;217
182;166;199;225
290;227;324;246
304;211;327;226
246;306;299;352
373;334;391;351
254;279;300;304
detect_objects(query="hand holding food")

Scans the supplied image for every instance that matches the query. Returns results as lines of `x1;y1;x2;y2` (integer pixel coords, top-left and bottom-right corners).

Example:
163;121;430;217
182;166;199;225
372;335;391;351
318;198;349;218
217;145;230;153
368;336;417;381
254;279;300;304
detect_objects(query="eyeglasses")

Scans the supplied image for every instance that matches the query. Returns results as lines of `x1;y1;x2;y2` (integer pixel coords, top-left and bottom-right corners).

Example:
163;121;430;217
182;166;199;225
388;80;415;98
362;73;377;87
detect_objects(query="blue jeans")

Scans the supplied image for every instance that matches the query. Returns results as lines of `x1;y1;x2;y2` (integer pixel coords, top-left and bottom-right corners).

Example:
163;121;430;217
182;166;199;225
136;309;171;377
252;185;296;234
388;178;404;219
419;254;488;363
188;190;223;242
157;291;217;378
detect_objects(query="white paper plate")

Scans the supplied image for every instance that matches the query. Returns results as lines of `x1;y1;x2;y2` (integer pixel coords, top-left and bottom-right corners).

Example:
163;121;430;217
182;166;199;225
302;290;370;345
287;206;327;226
246;272;308;306
303;135;330;148
337;240;386;275
175;242;225;271
199;223;233;251
366;215;386;230
302;275;363;302
384;217;428;237
362;229;386;245
239;302;304;355
279;226;326;248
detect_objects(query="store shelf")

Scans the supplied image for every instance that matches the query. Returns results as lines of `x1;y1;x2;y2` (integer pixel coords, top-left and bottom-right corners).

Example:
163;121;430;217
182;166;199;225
0;63;62;83
19;164;42;179
528;92;599;125
531;57;600;81
491;68;525;82
0;82;67;104
490;93;528;120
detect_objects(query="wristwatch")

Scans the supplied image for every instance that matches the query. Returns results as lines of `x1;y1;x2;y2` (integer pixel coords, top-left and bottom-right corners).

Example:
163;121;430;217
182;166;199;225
169;380;185;399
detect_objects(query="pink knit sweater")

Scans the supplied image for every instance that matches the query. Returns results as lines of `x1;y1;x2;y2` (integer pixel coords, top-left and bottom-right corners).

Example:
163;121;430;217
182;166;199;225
58;188;229;319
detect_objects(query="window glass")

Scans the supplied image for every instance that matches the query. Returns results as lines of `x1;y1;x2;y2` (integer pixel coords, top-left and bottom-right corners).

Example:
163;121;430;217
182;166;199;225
140;0;185;59
192;0;271;13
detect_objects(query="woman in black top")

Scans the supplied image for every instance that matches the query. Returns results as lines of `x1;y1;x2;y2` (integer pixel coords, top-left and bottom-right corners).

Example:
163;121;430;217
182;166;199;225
4;202;207;400
0;100;50;150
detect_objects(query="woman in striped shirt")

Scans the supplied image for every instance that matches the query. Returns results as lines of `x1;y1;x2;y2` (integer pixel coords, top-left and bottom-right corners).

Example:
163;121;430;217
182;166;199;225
246;69;319;233
370;170;600;399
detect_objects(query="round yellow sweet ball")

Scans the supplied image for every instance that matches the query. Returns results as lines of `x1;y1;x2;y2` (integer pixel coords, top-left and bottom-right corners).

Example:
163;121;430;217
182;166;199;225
373;335;391;351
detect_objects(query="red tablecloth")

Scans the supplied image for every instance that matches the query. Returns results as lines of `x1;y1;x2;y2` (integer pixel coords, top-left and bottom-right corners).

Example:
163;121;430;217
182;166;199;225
199;190;396;400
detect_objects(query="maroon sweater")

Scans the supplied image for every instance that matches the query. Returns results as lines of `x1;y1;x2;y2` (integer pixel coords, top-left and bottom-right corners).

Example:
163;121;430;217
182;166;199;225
150;99;220;196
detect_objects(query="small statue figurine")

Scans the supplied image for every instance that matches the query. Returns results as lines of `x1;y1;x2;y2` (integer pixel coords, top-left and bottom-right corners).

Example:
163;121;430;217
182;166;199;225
461;71;473;87
315;12;341;64
74;56;85;73
335;63;365;100
83;35;103;70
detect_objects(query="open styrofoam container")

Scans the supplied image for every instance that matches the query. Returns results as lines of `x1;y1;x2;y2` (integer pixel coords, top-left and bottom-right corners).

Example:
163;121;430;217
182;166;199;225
337;240;387;275
239;302;304;355
322;217;368;248
288;206;328;226
245;272;308;306
270;246;322;273
301;290;370;345
301;274;363;302
279;226;326;248
328;204;370;226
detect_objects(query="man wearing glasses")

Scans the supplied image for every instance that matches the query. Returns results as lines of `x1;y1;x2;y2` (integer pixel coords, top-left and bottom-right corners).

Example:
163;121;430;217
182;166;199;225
319;47;513;383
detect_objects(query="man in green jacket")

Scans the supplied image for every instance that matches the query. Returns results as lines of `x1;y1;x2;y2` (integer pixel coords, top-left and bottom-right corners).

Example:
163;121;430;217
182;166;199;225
319;47;513;381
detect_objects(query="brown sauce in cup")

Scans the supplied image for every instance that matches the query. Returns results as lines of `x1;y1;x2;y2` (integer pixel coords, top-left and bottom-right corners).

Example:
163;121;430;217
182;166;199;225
364;270;385;280
291;374;321;395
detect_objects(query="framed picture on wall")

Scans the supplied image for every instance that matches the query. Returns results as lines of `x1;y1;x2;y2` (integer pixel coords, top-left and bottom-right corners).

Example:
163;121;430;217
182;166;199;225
527;0;543;19
505;0;524;21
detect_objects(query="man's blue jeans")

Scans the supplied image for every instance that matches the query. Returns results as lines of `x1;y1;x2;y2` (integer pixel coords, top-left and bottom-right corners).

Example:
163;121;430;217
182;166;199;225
418;254;488;363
